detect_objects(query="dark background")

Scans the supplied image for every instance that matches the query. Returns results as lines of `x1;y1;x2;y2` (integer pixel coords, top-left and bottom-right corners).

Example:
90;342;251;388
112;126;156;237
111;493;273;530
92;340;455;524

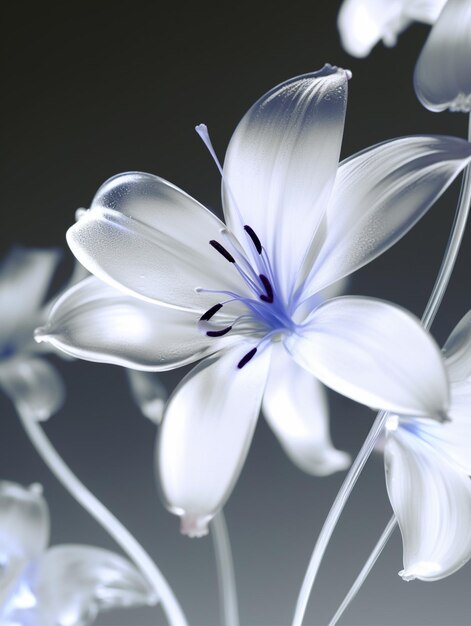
1;1;470;624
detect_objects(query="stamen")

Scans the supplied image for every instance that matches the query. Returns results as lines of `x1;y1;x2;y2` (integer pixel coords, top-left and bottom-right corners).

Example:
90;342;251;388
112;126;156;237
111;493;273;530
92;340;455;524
237;347;257;369
209;240;235;263
200;303;223;321
259;274;274;303
244;225;262;255
207;326;233;338
195;124;224;176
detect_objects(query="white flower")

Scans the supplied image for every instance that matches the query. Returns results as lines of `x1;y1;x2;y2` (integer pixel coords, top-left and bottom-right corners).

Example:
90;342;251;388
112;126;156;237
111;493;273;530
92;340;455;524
338;0;471;112
0;481;156;625
37;66;471;536
384;311;471;581
0;248;66;422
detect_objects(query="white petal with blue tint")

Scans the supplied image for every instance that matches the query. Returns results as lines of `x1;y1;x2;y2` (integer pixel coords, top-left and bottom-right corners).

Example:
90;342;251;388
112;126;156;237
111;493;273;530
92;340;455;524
285;297;449;416
443;311;471;383
127;370;168;423
222;66;348;299
385;426;471;581
0;357;65;421
67;172;249;312
158;343;271;537
302;136;471;298
414;0;471;112
35;277;232;371
262;343;350;476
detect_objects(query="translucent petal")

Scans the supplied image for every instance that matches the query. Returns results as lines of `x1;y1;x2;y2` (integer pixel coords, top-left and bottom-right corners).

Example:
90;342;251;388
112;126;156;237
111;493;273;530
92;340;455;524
302;136;471;297
404;0;447;24
67;172;248;312
0;248;61;346
0;482;49;606
443;310;471;383
0;357;65;421
158;343;271;537
414;0;471;112
385;428;471;581
285;297;449;416
222;66;348;299
36;277;231;371
127;370;168;423
28;545;156;626
262;343;350;476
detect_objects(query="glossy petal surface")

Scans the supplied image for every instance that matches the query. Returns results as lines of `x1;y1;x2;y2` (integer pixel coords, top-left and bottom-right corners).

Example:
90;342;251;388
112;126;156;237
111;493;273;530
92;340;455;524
36;277;230;371
0;248;60;345
286;297;449;416
385;427;471;581
443;310;471;383
303;136;471;297
414;0;471;112
67;172;248;312
222;66;348;298
158;343;271;536
0;357;65;421
262;343;350;475
127;370;168;423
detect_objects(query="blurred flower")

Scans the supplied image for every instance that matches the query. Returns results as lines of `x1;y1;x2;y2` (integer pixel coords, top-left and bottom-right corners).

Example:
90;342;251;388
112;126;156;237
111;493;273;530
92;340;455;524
338;0;471;112
0;480;156;625
0;248;65;422
384;311;471;581
37;65;471;536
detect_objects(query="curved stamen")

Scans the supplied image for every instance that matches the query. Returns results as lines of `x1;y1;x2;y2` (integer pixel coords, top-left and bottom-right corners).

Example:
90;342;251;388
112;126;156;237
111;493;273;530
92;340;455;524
237;347;257;369
244;225;262;255
200;303;223;321
207;326;233;337
259;274;274;303
210;240;235;263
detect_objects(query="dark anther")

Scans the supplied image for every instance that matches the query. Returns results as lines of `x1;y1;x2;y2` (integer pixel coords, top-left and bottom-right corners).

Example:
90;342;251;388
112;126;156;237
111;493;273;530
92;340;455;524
244;225;262;254
206;326;233;337
200;303;223;321
209;240;235;263
237;347;257;369
259;274;274;303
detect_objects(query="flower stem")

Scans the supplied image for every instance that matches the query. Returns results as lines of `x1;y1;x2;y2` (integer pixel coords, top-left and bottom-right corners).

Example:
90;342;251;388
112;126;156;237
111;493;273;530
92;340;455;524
292;114;471;626
211;511;240;626
327;516;397;626
18;410;188;626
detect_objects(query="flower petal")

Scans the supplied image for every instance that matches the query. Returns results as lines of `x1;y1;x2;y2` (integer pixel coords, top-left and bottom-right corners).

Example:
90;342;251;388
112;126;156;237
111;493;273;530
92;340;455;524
443;310;471;383
27;545;156;625
0;356;65;421
36;276;231;371
222;66;348;299
157;342;271;537
302;136;471;297
67;172;248;312
127;370;168;423
285;297;449;416
0;482;49;606
262;343;350;476
414;0;471;112
385;427;471;581
0;248;61;346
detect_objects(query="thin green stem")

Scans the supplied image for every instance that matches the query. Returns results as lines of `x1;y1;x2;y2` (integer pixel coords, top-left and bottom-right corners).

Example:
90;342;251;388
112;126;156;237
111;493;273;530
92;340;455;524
292;115;471;626
328;516;397;626
18;410;188;626
211;511;239;626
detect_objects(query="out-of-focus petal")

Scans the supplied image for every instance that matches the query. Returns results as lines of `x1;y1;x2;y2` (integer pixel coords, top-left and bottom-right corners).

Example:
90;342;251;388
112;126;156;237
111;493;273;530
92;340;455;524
158;343;271;537
0;482;49;606
404;0;448;23
13;545;156;626
384;426;471;581
302;136;471;298
0;248;61;345
67;172;248;312
285;297;449;416
262;343;350;476
443;311;471;383
127;370;168;423
36;277;232;371
414;0;471;112
222;66;348;299
0;357;65;421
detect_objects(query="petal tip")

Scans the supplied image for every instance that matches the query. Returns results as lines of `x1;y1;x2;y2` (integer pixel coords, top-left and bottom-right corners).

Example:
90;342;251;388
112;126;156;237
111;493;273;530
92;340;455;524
180;514;210;538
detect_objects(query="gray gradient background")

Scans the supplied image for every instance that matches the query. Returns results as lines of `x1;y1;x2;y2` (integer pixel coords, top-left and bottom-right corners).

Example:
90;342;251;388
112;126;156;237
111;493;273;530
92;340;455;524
1;1;470;624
